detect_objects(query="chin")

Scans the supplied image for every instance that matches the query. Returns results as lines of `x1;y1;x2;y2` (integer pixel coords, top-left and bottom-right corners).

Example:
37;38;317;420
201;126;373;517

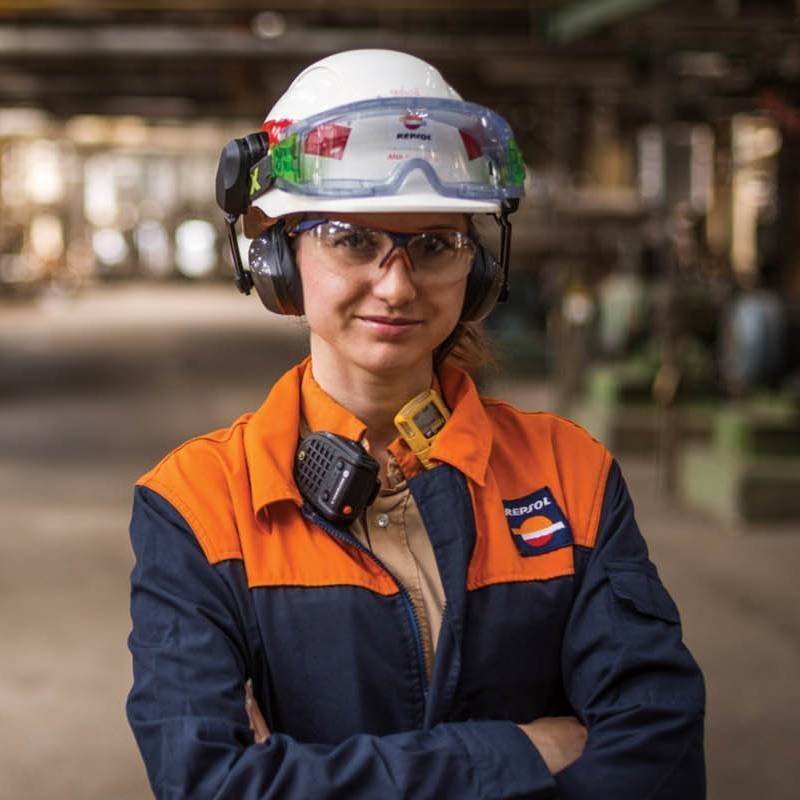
353;344;433;376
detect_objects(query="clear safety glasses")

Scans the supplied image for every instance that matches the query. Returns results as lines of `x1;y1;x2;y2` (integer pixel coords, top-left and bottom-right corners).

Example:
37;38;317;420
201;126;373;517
286;219;477;286
251;97;526;202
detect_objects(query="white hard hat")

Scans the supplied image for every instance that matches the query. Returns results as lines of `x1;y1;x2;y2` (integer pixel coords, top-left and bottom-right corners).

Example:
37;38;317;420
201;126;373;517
253;49;504;218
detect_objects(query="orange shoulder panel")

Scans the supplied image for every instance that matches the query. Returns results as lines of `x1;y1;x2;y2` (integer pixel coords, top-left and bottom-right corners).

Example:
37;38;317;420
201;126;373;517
244;502;398;596
137;414;254;564
466;401;612;591
136;414;398;597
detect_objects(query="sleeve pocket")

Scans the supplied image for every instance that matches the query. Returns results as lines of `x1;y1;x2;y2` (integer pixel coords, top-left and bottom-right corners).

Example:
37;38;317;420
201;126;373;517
605;561;681;624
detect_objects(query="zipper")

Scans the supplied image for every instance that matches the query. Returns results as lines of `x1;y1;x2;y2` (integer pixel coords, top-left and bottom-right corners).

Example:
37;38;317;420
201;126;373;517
302;505;430;705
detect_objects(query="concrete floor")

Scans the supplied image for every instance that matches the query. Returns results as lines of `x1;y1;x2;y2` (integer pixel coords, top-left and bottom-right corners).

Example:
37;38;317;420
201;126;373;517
1;283;798;799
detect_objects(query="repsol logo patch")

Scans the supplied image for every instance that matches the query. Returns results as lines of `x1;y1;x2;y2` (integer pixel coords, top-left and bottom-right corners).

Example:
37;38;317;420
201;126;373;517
505;496;553;517
396;132;432;141
503;487;572;557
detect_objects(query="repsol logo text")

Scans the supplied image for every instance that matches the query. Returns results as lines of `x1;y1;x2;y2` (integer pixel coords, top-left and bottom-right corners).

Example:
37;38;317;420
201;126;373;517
396;132;432;141
505;496;552;517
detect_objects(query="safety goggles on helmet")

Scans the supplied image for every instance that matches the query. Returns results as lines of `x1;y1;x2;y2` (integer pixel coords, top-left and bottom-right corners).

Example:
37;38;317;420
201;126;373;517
249;97;526;205
278;218;477;286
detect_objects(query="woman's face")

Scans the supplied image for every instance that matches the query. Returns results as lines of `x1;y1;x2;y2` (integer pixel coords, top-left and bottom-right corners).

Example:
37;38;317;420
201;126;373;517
295;212;469;376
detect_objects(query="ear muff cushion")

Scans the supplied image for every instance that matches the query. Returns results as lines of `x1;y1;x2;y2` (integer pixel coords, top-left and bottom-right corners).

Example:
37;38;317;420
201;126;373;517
248;221;304;316
461;245;503;322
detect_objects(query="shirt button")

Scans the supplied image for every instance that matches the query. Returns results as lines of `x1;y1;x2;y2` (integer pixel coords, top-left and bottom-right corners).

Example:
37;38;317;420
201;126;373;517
376;513;390;528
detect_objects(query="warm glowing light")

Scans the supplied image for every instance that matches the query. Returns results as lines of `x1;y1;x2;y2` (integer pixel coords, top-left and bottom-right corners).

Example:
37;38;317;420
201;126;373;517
25;140;65;204
84;154;119;227
65;115;113;145
30;213;65;262
0;108;50;137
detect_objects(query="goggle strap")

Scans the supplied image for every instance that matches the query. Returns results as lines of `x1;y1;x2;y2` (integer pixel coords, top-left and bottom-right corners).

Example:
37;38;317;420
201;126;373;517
248;154;275;203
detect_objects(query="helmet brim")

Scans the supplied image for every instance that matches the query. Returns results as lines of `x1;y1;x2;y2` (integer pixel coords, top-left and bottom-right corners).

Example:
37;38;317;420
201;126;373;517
251;187;501;218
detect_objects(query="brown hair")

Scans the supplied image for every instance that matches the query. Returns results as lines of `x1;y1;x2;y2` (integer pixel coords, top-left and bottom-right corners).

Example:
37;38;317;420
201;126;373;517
437;321;495;374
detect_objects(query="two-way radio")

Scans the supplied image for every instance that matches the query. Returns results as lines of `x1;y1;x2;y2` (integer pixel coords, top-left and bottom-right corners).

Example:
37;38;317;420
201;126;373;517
294;390;450;524
294;432;380;526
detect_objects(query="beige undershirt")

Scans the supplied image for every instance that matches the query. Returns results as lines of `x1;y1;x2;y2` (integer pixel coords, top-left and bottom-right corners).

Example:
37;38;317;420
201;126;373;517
349;454;445;681
298;418;445;680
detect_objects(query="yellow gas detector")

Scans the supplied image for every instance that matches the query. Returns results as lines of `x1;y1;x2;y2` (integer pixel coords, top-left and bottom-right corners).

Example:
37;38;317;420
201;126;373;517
393;389;450;469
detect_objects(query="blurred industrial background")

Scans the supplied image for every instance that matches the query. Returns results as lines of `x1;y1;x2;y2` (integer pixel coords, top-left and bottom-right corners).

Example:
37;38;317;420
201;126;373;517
1;1;799;798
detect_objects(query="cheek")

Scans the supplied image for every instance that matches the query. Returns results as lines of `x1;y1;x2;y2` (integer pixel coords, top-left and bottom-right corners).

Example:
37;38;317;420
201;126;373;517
434;280;468;329
297;249;360;326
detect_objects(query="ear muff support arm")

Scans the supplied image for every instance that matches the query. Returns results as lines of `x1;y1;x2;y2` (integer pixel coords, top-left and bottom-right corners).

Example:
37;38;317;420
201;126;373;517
216;133;271;296
496;198;519;305
222;213;254;295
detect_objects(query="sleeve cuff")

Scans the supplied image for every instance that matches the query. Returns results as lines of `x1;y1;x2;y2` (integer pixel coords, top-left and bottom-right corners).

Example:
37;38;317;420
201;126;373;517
452;719;557;799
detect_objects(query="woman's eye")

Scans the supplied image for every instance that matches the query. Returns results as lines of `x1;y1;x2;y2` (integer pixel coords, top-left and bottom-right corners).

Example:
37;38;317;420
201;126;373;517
420;233;457;255
332;229;379;251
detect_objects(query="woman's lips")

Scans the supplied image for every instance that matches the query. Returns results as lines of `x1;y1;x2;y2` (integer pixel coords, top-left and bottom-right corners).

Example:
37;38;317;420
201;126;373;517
356;315;423;337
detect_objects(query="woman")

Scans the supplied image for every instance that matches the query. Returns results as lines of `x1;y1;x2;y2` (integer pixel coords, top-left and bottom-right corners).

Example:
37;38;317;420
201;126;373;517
127;50;705;799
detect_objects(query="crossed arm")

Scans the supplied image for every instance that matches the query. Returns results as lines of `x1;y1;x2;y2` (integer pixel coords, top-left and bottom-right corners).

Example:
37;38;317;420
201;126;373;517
246;680;587;775
128;463;705;799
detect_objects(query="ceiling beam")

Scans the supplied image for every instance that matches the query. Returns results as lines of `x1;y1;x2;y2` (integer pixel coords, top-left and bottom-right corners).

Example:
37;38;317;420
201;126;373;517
0;0;547;11
0;23;541;59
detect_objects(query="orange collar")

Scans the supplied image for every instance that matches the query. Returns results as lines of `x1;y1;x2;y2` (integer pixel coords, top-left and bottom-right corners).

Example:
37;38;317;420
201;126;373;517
299;362;369;442
244;357;492;516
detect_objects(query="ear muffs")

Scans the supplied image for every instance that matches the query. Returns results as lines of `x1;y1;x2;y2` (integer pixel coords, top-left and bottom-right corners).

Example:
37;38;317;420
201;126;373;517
247;220;304;316
247;223;502;322
433;242;504;365
243;231;502;366
460;245;504;322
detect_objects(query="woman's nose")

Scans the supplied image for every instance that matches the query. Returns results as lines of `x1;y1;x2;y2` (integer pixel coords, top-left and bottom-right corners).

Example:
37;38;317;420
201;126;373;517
371;247;418;305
